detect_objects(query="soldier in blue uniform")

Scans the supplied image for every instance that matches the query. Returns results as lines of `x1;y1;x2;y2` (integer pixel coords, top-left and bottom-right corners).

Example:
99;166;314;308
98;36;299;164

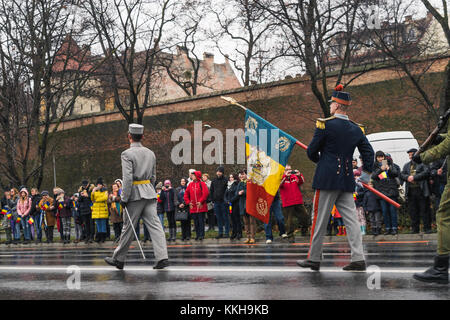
297;84;374;271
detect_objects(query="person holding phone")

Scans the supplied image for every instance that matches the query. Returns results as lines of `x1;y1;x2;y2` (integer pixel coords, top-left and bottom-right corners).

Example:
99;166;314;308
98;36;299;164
371;150;400;235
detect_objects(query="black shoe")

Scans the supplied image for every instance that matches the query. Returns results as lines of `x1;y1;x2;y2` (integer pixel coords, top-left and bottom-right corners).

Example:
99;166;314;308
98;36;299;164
384;229;391;235
343;260;366;271
424;229;433;234
390;229;398;235
104;257;124;270
215;234;223;239
297;260;320;271
413;255;449;284
186;238;190;241
153;259;170;270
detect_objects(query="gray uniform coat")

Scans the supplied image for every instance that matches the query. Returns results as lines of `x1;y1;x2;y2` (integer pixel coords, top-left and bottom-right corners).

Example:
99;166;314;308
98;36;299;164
121;142;157;203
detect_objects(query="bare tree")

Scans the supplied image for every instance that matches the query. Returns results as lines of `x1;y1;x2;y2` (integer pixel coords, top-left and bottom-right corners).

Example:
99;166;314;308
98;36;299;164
159;2;214;96
0;0;101;188
83;0;177;124
355;0;447;123
257;0;365;117
420;0;450;115
210;0;286;86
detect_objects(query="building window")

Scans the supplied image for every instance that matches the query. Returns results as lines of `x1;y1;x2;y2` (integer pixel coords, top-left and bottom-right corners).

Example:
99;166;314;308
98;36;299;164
407;28;417;42
384;35;393;45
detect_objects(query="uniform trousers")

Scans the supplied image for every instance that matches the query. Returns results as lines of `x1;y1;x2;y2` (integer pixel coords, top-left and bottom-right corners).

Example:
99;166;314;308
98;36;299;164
113;199;168;262
308;189;365;262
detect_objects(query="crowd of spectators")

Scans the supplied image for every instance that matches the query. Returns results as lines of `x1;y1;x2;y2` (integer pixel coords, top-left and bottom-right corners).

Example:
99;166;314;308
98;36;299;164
0;149;444;245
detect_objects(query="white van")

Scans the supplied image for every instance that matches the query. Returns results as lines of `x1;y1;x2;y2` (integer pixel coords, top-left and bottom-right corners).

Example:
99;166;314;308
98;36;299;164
354;131;420;170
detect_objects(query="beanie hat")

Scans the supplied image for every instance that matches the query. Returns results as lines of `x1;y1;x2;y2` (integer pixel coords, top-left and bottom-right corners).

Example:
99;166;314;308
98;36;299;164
164;180;171;186
96;177;104;186
353;169;361;177
375;150;385;158
217;166;225;174
329;84;352;106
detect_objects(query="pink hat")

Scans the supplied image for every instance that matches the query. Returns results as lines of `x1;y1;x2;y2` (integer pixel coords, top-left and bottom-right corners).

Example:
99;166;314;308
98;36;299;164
164;180;171;186
353;169;361;177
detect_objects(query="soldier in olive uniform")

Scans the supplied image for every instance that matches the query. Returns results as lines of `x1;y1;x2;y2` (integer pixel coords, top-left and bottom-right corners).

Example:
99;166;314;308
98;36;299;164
413;130;450;284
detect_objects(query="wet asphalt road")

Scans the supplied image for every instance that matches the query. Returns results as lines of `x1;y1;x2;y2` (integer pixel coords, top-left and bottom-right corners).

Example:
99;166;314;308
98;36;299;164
0;240;448;300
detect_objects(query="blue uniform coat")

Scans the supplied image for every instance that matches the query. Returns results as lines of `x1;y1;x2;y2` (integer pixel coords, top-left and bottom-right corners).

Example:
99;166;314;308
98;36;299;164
307;115;374;192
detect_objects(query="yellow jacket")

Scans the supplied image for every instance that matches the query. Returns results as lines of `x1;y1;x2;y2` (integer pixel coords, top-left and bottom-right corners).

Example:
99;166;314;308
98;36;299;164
91;190;109;219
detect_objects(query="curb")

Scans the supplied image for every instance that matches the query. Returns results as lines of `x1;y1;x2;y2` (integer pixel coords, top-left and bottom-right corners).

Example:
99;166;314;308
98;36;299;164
0;233;437;249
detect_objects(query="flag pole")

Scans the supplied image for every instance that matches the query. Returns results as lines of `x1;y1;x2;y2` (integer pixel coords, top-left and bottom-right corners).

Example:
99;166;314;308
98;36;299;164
221;96;401;209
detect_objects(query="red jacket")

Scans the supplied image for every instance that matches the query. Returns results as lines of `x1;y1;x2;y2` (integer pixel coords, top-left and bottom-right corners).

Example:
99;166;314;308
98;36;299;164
184;180;209;213
279;173;305;207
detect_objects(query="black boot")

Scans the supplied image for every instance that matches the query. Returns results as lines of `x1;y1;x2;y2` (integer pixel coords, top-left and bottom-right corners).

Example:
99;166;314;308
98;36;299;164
343;260;366;271
413;255;449;284
297;260;320;271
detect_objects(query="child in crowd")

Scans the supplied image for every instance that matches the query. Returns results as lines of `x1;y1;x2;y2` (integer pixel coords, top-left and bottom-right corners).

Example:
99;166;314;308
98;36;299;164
354;170;367;235
70;193;82;243
327;206;346;236
363;182;383;236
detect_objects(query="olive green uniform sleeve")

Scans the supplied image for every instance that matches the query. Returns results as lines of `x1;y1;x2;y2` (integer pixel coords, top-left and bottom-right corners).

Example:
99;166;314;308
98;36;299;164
421;133;450;164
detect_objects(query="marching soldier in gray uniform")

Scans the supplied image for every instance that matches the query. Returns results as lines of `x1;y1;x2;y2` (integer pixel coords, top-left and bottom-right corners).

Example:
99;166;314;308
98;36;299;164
105;124;169;270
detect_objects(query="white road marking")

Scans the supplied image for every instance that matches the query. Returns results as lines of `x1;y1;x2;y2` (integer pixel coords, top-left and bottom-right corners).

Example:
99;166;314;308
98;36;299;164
0;266;426;273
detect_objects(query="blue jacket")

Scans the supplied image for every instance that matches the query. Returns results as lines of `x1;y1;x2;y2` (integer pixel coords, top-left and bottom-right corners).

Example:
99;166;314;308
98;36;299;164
362;189;381;212
307;114;374;192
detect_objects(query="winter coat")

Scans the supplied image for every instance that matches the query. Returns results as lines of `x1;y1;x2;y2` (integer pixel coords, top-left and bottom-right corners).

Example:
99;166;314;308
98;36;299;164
78;195;92;216
184;180;209;214
56;195;72;218
39;197;56;227
210;176;228;203
8;197;18;221
108;193;123;224
354;183;365;207
160;187;176;212
30;194;42;217
69;200;81;223
17;190;32;218
174;186;188;214
156;191;164;215
279;173;305;207
91;189;109;219
400;161;430;198
1;198;15;228
362;189;381;213
236;180;247;216
224;181;239;205
371;159;400;198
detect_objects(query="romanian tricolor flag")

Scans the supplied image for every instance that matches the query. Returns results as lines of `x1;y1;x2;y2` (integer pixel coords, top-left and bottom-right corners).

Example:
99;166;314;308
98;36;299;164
245;109;297;224
378;171;388;180
353;192;357;201
41;202;50;210
58;202;64;210
28;217;34;225
1;208;7;215
16;217;21;223
229;203;232;215
6;212;12;219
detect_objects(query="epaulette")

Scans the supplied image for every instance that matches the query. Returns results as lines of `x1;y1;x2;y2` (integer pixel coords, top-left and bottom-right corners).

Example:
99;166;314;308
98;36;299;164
349;120;365;134
316;116;335;129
